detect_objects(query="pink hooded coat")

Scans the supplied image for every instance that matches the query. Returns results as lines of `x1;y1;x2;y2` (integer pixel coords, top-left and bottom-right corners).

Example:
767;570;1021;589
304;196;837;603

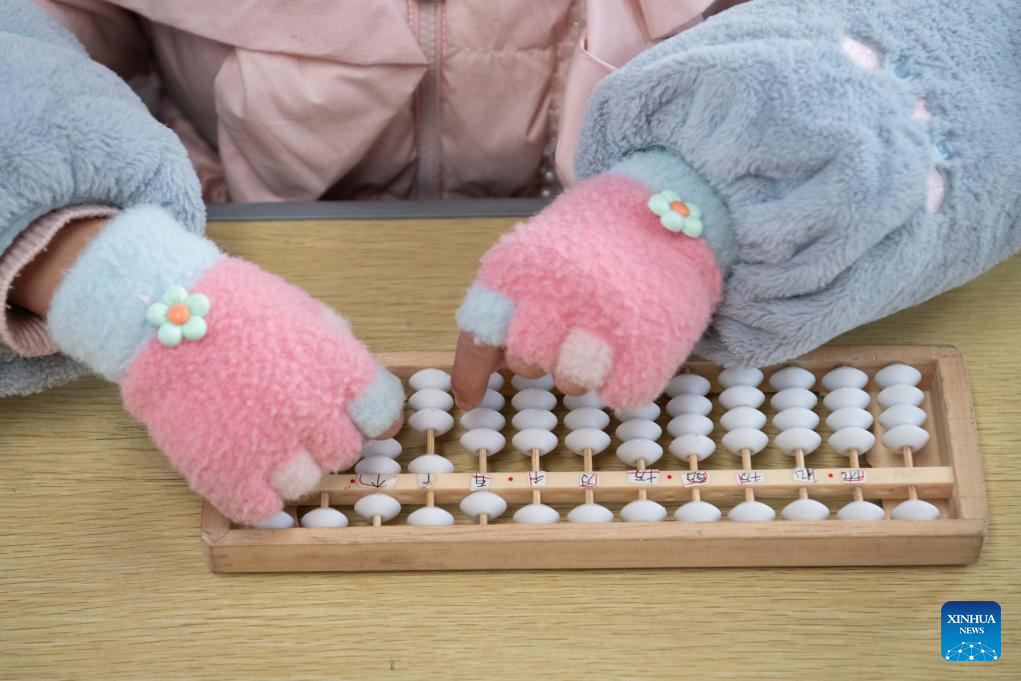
37;0;713;202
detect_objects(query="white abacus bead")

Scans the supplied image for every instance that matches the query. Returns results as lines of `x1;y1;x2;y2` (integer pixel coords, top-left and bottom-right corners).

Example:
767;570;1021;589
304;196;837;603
821;366;868;391
407;506;456;526
769;366;816;391
774;427;822;456
408;387;454;412
488;372;505;390
409;368;451;392
407;454;456;474
511;408;558;432
674;500;722;522
511;428;559;456
301;507;349;528
781;498;830;521
615;402;661;421
881;424;930;452
511;388;557;411
354;493;401;522
822;387;870;411
479;389;507;411
827;427;876;456
513;503;560;524
719;385;765;410
251;511;295;529
615;419;662;442
408;408;455;435
621;499;668;522
459;428;506;455
616;439;663;466
511;373;555;391
879;403;927;429
891;499;940;520
355;456;402;475
719;406;767;432
361;438;402;459
825;407;873;432
666;393;713;417
565;428;612;455
563;392;603;409
721;428;769;456
567;503;615;523
666;374;711;397
460;491;508;520
718;367;763;388
669;434;716;462
460;407;506;431
773;407;820;432
877;384;924;409
728;500;776;522
564;407;610;431
770;387;817;411
667;413;714;438
876;363;922;388
837;500;887;521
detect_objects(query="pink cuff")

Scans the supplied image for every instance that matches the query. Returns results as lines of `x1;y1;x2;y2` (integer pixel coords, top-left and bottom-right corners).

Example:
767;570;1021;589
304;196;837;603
0;205;117;357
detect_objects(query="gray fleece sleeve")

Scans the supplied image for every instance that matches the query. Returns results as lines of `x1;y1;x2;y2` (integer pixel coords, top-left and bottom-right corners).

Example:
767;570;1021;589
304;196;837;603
0;0;204;395
576;0;1021;366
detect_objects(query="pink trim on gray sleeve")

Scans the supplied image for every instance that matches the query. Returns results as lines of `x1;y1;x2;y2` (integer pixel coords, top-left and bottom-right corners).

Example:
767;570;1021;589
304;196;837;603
0;205;117;357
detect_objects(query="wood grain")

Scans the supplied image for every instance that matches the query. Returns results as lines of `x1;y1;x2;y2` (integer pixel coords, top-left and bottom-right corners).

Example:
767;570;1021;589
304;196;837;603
2;217;1019;679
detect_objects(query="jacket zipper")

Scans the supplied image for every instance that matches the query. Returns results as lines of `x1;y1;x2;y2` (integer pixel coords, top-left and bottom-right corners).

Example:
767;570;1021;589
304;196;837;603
416;0;440;198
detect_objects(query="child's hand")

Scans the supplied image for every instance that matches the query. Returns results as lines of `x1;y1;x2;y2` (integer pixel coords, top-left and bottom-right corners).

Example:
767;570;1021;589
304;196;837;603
41;208;404;525
452;174;723;411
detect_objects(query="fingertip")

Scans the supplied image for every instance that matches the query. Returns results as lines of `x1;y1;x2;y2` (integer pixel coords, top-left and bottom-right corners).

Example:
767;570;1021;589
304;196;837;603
554;373;589;396
505;354;545;379
378;414;404;440
452;331;502;410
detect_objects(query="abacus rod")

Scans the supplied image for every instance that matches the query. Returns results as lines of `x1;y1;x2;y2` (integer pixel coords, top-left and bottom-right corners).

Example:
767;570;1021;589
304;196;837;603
530;448;541;504
794;448;808;500
849;448;864;502
320;491;329;509
636;457;648;501
688;454;701;502
583;448;594;505
424;427;441;507
740;448;754;502
477;448;488;525
902;446;919;500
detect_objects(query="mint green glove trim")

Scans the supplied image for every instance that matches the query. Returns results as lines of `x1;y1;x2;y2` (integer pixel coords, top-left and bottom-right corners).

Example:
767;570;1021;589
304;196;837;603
612;149;737;273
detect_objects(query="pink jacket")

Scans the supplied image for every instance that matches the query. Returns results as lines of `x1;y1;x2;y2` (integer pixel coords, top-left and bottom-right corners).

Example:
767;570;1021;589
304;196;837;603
38;0;713;202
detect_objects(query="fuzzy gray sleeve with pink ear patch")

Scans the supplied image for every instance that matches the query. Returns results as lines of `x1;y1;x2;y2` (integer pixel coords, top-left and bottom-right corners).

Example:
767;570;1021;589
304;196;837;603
576;0;1021;366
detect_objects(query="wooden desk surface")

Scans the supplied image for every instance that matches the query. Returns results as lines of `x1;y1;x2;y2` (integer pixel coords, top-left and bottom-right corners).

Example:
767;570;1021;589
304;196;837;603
2;217;1019;680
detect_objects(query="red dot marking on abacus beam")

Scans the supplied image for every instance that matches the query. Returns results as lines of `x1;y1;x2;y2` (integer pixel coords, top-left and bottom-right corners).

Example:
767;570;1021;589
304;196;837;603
667;474;673;480
349;478;356;484
828;473;834;478
508;476;514;482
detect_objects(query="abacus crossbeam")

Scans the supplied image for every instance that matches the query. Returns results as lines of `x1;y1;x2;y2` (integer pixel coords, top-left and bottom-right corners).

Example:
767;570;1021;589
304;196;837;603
312;467;954;505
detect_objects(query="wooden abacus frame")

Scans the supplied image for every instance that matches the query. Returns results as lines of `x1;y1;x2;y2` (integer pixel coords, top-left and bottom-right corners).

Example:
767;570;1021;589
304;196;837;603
200;346;986;572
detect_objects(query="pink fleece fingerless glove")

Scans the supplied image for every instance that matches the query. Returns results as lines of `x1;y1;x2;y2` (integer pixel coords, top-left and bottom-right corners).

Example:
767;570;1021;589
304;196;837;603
457;169;724;408
47;207;404;524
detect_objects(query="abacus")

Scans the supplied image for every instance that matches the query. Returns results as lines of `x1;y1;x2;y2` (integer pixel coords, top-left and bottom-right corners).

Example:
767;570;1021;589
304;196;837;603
201;346;986;572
